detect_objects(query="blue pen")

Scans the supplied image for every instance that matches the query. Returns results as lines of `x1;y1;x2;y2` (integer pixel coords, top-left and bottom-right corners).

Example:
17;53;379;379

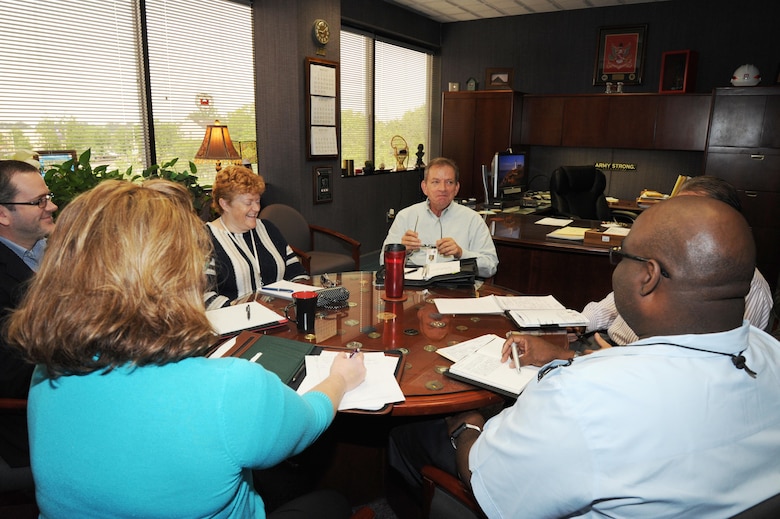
263;287;294;293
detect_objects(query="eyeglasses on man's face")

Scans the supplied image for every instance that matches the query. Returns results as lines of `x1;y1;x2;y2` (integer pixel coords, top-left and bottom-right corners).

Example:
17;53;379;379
609;246;670;279
0;192;55;209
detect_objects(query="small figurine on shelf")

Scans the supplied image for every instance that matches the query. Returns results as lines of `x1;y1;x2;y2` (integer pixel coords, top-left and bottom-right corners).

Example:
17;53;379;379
415;144;425;169
363;160;375;175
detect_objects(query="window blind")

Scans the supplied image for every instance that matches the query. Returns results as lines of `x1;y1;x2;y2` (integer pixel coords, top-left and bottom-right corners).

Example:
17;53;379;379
0;0;144;169
340;29;432;171
0;0;255;185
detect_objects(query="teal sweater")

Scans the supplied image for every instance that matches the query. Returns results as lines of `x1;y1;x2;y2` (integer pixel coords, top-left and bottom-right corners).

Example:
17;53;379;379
28;357;333;518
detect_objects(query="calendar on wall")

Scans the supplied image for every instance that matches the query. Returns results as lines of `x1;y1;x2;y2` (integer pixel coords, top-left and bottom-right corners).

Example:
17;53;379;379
306;57;339;159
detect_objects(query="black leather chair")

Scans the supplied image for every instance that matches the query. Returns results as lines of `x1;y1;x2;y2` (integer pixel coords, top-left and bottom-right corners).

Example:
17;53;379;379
549;166;613;220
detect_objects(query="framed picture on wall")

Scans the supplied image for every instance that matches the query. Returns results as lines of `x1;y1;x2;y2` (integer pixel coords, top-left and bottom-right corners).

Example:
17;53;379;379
659;50;697;93
593;24;647;86
485;68;513;90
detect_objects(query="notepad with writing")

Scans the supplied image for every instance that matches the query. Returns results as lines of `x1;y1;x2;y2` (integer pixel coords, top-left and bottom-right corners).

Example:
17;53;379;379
438;334;538;398
205;302;288;336
295;351;405;412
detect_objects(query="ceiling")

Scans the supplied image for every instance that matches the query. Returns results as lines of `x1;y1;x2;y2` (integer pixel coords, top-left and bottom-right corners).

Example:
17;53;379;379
382;0;671;23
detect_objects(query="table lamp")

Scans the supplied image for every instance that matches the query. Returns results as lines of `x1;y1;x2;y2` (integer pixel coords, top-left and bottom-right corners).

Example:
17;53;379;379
194;120;242;185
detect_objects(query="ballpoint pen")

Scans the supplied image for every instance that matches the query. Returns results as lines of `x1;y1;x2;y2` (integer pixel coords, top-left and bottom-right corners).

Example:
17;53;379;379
510;342;522;374
246;304;251;321
349;344;361;358
263;287;294;293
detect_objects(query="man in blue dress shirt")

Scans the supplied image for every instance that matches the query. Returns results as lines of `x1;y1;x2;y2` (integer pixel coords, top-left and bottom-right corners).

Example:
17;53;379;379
390;195;780;518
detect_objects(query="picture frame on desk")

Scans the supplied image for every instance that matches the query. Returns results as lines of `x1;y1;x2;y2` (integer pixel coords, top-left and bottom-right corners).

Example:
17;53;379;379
314;166;332;204
659;50;697;94
485;68;513;90
593;24;647;86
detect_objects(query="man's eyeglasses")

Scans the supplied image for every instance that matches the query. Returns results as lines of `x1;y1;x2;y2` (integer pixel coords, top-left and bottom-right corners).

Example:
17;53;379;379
0;193;55;209
609;246;670;278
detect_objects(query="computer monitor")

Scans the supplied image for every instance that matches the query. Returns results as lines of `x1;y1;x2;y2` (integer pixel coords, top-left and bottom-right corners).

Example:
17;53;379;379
36;150;76;176
491;150;527;199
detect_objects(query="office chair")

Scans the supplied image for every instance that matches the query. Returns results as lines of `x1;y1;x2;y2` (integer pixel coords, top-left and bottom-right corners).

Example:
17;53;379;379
549;166;613;221
421;465;486;519
0;398;37;517
259;204;361;276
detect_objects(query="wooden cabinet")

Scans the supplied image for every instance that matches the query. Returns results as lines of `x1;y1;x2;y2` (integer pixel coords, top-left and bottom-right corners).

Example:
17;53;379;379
704;87;780;293
520;93;710;151
655;94;711;151
441;90;523;199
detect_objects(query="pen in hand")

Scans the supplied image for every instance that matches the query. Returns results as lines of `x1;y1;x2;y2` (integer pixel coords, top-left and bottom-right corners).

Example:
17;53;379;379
246;304;251;321
349;344;361;358
510;342;522;373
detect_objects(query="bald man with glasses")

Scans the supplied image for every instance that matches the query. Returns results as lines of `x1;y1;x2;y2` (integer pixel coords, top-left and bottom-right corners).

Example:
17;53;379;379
0;159;58;468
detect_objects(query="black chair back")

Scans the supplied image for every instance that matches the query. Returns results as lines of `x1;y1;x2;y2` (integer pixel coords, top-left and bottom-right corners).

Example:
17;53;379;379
549;166;612;220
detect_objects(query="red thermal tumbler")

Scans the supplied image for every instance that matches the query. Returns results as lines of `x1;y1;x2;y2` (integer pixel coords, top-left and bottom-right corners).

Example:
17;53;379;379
383;243;406;300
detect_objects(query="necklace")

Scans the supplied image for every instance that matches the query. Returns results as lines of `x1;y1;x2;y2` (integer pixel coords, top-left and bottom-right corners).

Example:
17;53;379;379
641;342;757;378
219;217;262;289
539;341;757;382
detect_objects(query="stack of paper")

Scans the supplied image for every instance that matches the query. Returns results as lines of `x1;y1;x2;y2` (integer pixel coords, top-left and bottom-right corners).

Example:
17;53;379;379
434;294;565;315
508;308;588;328
296;352;405;411
405;261;461;281
437;334;538;398
546;226;591;241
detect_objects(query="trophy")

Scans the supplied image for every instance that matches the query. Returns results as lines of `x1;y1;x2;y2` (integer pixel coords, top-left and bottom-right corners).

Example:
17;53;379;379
391;135;409;171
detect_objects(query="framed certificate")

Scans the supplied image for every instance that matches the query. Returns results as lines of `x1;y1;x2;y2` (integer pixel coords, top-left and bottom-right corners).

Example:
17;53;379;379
306;57;339;159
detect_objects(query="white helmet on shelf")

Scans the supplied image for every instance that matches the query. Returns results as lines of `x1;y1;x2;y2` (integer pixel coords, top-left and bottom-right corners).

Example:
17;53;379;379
731;64;761;86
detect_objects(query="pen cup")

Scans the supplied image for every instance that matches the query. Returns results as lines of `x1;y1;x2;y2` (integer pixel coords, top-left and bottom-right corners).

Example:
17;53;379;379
383;243;406;301
284;291;318;332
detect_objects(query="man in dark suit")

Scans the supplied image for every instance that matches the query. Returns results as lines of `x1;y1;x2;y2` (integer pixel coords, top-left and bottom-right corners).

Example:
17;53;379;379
0;159;57;468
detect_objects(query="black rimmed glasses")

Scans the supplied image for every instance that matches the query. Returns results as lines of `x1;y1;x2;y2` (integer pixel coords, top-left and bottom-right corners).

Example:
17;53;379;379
0;192;55;209
609;246;670;279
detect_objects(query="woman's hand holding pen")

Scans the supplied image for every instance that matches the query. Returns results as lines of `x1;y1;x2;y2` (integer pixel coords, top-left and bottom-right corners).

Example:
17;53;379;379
330;350;366;393
501;334;574;368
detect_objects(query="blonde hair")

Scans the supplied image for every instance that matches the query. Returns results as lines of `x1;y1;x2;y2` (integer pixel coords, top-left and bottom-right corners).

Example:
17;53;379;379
211;165;265;215
7;180;215;378
141;177;195;212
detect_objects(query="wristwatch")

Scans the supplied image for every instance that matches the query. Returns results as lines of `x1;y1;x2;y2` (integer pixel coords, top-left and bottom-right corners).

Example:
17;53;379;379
450;422;482;449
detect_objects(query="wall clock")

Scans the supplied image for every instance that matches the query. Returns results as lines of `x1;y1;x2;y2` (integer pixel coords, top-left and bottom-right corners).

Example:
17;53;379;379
313;19;330;45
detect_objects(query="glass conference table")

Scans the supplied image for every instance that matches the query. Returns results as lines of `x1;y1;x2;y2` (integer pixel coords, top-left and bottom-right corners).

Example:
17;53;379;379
242;271;568;416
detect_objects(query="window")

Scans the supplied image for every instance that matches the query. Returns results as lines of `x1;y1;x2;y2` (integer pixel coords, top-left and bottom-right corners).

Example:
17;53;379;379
340;29;433;171
0;0;255;186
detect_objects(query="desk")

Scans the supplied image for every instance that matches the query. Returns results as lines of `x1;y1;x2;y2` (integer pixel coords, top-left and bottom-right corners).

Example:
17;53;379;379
254;272;567;416
487;213;616;311
608;199;645;212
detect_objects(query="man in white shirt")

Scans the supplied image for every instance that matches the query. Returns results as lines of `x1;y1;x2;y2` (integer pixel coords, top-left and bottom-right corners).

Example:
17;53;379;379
581;175;772;348
381;157;498;279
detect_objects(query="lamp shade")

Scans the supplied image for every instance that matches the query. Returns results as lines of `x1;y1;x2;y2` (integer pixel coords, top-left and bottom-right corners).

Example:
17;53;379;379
194;120;241;171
